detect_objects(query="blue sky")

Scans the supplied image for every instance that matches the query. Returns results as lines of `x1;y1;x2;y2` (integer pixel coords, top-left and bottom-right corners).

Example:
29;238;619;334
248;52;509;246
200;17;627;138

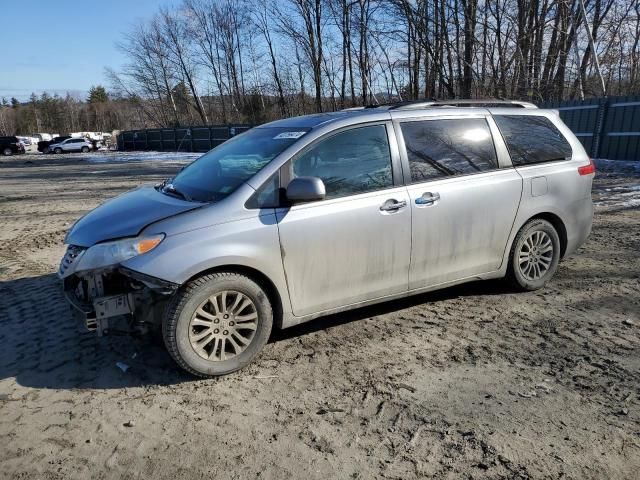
0;0;176;102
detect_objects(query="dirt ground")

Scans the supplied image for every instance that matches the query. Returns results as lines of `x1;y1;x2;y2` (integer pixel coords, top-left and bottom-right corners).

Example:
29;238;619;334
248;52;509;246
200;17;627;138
0;152;638;480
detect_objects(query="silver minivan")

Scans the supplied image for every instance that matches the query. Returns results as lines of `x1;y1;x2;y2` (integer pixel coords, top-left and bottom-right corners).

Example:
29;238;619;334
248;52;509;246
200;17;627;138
59;101;595;377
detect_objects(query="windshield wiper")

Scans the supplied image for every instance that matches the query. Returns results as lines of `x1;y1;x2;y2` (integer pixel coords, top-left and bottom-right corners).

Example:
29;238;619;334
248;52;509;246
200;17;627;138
161;183;193;202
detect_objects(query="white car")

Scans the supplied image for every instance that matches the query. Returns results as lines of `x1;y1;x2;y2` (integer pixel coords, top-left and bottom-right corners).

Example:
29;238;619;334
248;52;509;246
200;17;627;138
48;138;93;154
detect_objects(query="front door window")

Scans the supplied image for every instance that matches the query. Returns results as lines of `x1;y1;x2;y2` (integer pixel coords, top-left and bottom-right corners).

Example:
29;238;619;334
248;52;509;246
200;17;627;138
290;125;393;199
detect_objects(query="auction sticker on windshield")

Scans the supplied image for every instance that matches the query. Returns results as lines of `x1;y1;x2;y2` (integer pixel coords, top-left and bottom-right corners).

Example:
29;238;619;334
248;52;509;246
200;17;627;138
274;131;306;140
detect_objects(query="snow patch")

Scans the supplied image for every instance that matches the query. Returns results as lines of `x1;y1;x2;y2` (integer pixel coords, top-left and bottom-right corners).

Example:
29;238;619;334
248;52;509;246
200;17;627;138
594;159;640;178
594;182;640;211
85;151;201;164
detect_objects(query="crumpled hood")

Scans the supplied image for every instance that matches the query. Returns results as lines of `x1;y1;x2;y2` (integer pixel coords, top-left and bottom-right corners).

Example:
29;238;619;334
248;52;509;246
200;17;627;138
65;186;201;247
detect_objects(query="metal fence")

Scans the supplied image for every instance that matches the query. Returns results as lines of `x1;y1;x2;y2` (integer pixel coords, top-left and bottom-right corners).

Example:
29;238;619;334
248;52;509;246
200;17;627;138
118;98;640;160
540;95;640;161
117;125;253;153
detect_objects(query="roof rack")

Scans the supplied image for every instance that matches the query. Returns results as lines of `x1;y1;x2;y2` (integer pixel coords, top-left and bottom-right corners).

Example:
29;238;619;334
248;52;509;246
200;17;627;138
389;99;537;110
341;99;537;111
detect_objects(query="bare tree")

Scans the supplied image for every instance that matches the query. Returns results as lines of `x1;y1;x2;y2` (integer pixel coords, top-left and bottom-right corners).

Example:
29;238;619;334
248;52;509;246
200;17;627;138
253;0;288;116
159;7;209;124
104;0;640;128
276;0;325;112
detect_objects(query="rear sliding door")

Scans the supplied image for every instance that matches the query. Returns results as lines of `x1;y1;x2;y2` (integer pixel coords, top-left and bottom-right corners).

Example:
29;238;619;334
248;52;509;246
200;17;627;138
395;115;523;289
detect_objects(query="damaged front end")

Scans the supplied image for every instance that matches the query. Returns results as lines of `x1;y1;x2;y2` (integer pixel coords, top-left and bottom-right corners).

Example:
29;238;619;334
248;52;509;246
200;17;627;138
60;245;177;336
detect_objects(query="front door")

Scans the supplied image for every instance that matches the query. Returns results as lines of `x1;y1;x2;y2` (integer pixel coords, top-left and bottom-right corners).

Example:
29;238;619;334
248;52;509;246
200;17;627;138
276;124;411;317
63;139;78;151
396;116;523;289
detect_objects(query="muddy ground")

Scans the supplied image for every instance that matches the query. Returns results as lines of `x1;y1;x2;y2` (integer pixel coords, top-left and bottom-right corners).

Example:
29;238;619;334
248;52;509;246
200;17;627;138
0;152;638;479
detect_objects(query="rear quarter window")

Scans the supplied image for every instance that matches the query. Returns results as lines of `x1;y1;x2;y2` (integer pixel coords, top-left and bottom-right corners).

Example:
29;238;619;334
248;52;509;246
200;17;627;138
494;115;572;166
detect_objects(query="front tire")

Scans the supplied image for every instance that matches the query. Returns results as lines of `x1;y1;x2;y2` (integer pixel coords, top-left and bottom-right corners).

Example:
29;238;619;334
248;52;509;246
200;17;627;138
54;147;62;154
507;218;560;291
163;272;273;377
81;146;89;153
2;147;11;156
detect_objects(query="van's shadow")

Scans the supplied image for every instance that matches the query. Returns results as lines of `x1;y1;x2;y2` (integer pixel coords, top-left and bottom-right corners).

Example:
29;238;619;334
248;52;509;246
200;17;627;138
0;272;512;390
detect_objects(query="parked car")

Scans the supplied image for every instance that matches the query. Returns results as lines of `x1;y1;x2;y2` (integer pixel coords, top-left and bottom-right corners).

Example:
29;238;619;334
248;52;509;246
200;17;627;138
59;100;594;377
48;137;93;153
0;136;26;156
38;135;71;153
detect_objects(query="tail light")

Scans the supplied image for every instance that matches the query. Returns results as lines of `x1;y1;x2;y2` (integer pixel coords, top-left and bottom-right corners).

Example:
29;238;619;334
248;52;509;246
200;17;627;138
578;158;595;176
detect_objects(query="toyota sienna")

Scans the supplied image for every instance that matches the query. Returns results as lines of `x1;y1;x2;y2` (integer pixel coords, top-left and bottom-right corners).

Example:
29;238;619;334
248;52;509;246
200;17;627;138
59;100;595;377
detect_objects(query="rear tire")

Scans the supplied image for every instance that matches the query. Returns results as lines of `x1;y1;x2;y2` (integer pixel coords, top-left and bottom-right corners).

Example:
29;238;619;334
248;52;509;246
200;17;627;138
2;147;11;156
163;272;273;377
507;219;560;291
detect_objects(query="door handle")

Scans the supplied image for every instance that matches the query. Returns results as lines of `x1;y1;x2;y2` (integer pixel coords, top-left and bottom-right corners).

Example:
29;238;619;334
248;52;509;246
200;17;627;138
379;199;407;212
415;192;440;206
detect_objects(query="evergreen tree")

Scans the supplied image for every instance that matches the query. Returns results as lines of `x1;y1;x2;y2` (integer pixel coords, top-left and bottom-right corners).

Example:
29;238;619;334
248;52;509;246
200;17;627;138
88;85;109;104
172;81;192;119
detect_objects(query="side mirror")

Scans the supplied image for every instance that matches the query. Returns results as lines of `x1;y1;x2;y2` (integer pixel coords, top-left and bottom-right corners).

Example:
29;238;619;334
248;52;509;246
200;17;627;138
286;176;326;203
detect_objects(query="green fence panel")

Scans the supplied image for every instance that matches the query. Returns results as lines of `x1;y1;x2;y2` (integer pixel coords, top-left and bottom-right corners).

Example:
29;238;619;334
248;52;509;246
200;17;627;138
540;96;640;160
117;125;253;154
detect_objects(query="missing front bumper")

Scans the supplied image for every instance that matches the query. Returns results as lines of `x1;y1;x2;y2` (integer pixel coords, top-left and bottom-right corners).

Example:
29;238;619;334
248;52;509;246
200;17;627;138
62;267;177;336
65;289;134;335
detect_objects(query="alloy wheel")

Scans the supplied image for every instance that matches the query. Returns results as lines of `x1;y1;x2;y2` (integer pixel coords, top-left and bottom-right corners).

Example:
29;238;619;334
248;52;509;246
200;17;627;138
518;230;554;281
188;290;258;361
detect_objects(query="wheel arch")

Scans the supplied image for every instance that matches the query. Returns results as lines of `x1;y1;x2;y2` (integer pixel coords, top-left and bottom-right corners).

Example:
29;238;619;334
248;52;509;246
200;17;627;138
183;264;284;330
508;211;568;260
528;212;568;258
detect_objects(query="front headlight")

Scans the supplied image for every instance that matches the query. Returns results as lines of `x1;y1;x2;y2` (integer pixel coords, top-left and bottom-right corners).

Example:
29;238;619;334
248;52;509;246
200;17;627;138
75;234;165;272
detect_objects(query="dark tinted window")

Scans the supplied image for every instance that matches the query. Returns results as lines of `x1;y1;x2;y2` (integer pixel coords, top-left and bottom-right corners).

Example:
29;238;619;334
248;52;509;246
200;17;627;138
400;118;498;182
291;125;393;199
494;115;572;165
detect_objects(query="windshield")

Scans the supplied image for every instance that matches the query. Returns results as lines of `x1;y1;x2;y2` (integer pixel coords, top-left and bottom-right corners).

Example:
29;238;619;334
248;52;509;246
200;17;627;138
167;127;308;202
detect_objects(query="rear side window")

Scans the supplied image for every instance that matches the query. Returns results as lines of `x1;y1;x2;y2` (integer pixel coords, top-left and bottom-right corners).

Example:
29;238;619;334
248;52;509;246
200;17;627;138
291;125;393;200
400;118;498;183
494;115;572;165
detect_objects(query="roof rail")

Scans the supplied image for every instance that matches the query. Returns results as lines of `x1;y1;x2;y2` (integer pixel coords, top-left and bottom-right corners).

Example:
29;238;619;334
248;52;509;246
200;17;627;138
339;99;538;112
389;99;538;110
